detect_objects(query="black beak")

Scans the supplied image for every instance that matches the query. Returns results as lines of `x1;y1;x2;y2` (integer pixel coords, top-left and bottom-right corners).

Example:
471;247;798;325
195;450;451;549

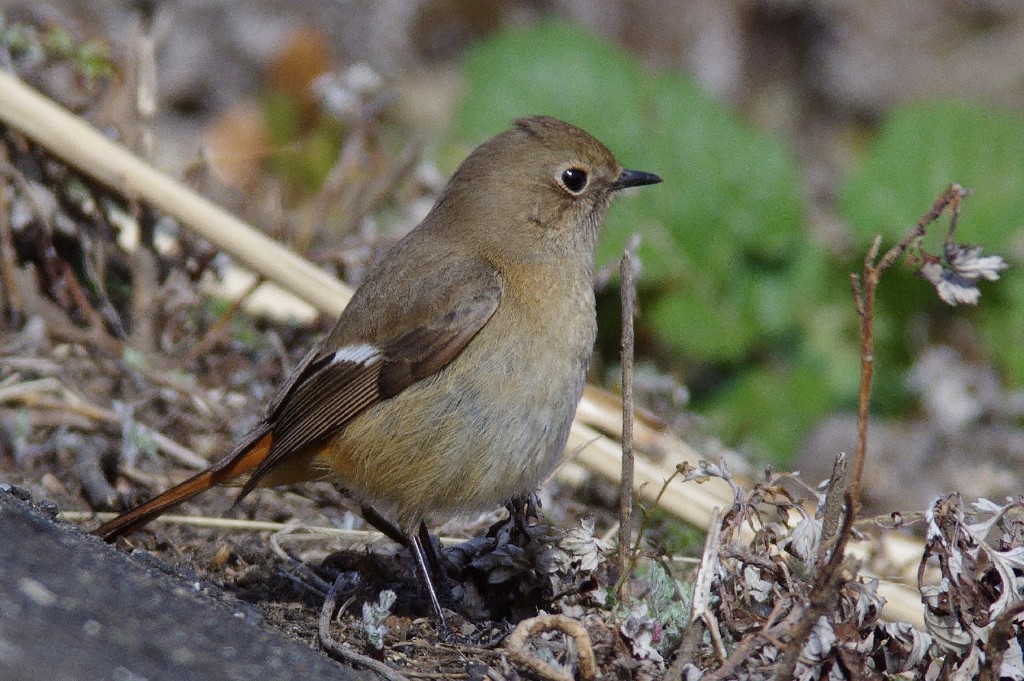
611;168;662;192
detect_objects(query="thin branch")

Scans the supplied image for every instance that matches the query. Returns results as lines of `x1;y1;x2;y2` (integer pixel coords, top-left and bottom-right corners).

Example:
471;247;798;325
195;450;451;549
60;510;465;547
0;147;22;321
819;452;848;547
616;236;639;598
777;186;971;677
702;596;793;681
874;184;966;275
775;496;857;678
847;184;969;521
614;463;686;600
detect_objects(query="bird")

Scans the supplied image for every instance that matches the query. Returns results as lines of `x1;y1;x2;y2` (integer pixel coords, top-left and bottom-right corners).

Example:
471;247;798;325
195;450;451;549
93;115;661;637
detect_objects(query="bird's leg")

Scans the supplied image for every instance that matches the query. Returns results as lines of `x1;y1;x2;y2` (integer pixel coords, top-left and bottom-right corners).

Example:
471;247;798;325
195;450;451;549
507;492;541;539
360;504;409;547
418;521;456;602
361;505;453;585
361;506;457;627
408;530;455;641
418;521;437;563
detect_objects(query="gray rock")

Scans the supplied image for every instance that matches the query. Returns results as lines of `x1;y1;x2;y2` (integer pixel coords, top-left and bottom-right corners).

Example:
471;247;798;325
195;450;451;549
0;489;375;681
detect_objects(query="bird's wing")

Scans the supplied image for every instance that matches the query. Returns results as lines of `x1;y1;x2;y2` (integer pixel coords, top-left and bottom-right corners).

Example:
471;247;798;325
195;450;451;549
238;264;503;496
93;250;502;542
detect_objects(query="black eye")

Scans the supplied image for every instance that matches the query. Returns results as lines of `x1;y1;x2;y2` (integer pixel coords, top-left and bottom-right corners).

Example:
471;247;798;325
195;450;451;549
560;168;588;194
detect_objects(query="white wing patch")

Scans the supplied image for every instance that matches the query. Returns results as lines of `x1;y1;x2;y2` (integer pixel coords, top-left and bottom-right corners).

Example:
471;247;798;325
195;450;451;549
329;343;382;367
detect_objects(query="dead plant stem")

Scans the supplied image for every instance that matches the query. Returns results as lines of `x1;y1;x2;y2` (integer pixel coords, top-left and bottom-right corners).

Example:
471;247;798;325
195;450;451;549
779;185;966;677
848;184;965;516
616;239;638;597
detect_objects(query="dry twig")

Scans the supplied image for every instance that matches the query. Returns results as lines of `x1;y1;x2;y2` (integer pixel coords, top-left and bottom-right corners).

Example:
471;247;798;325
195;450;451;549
0;157;21;320
776;184;1003;677
847;184;973;511
615;236;639;599
775;494;858;678
1;387;208;470
819;452;848;548
687;507;727;663
505;614;597;681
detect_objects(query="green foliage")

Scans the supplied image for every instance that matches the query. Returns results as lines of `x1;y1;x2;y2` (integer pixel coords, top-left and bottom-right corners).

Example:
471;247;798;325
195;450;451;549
638;560;692;656
0;14;116;88
839;101;1024;384
841;101;1024;251
647;510;706;556
263;92;344;192
704;354;836;465
980;276;1024;383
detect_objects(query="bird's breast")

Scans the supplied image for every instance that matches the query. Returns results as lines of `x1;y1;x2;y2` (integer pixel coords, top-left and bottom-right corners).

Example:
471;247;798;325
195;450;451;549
321;272;597;530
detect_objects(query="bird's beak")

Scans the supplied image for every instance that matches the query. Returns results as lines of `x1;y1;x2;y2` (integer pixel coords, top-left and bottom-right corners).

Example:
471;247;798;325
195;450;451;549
611;169;663;192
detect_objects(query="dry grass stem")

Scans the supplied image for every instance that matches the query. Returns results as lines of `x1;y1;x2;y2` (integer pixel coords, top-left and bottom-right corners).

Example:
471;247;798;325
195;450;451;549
819;452;848;547
0;70;352;315
615;237;639;598
59;510;464;548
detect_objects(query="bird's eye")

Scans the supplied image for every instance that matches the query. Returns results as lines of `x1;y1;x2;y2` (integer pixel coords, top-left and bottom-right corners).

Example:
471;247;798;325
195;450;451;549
560;168;588;194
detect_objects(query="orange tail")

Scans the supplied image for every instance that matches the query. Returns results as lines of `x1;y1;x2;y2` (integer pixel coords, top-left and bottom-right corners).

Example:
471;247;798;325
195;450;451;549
93;430;273;542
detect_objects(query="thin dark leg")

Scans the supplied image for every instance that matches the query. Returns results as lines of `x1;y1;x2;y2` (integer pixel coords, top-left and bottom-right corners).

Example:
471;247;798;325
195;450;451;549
419;522;447;578
361;508;457;639
363;512;448;582
360;504;409;547
409;531;453;641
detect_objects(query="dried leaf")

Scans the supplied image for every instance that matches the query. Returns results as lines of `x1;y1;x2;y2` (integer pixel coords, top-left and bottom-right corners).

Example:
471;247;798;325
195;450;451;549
919;260;982;305
779;508;822;565
554;517;611;573
945;243;1009;282
879;621;933;673
620;603;664;663
743;565;772;603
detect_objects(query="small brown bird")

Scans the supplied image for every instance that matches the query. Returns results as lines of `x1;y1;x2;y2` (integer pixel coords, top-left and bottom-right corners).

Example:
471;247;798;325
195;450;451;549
94;115;661;635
